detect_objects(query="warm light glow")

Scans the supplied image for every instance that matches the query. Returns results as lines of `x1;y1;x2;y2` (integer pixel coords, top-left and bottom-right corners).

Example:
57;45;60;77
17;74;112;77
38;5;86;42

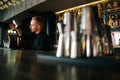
0;0;26;10
55;0;109;15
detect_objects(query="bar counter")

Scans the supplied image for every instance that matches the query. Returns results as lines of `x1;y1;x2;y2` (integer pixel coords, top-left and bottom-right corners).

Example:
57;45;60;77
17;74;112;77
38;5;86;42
0;48;120;80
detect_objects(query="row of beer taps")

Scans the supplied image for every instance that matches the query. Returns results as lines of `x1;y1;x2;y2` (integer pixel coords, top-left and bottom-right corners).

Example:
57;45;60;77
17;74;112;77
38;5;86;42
56;5;113;59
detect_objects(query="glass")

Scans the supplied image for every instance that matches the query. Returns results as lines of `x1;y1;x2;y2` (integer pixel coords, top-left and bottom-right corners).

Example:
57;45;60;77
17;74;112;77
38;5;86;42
3;40;10;48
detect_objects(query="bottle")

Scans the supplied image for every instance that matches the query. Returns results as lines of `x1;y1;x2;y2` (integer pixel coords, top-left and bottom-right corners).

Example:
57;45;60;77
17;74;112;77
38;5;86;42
102;24;114;55
113;1;119;12
107;16;114;28
106;1;112;12
114;14;120;28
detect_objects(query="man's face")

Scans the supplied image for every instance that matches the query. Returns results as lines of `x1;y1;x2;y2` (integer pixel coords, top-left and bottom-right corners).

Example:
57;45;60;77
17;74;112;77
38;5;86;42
30;19;39;33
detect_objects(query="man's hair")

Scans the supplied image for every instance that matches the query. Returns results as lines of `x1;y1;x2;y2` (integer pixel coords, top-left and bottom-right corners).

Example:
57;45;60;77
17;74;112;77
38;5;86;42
32;16;45;28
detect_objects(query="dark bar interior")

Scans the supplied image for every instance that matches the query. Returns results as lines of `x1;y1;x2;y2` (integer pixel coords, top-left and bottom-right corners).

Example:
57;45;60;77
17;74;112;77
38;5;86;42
0;0;120;80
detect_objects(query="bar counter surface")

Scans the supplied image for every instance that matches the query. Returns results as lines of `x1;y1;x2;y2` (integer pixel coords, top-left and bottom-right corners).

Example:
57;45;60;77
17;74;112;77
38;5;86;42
0;48;120;80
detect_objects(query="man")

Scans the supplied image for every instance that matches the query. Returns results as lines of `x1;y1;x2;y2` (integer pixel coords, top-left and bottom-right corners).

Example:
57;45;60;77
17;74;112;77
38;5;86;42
7;20;22;48
29;16;52;51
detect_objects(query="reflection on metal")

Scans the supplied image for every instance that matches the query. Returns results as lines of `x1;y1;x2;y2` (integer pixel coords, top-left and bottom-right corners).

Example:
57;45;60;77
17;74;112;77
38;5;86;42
0;0;25;10
2;49;23;68
55;0;109;15
2;49;16;67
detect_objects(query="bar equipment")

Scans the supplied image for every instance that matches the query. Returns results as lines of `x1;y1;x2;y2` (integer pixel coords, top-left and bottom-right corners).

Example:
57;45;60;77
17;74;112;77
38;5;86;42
63;12;71;57
70;13;77;58
56;22;64;57
56;3;114;58
80;6;104;57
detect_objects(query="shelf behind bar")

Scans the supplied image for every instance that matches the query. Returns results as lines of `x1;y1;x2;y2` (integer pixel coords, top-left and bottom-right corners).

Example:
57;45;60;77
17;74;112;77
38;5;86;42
55;0;109;15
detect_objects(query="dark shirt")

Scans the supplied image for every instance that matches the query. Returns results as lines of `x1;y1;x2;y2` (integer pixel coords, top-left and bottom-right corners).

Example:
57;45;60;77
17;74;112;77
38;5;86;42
32;31;52;51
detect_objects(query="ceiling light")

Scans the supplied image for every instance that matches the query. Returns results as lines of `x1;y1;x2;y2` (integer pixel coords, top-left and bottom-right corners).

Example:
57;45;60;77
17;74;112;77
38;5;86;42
0;0;26;11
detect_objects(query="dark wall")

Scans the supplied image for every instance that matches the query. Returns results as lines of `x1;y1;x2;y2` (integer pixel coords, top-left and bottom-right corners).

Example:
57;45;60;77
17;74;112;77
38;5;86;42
43;12;56;49
0;22;9;47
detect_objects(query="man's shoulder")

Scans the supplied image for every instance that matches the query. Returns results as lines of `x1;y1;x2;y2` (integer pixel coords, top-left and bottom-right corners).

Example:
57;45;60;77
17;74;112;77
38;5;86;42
38;31;49;38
